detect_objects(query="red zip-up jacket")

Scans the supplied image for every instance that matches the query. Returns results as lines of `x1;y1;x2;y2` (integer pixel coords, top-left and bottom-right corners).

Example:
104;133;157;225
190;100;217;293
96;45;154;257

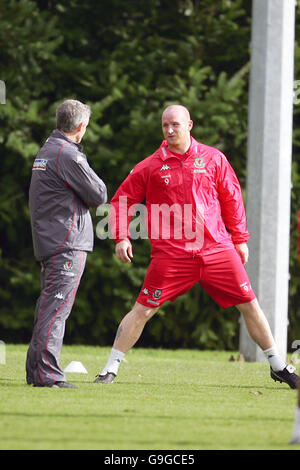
109;136;249;258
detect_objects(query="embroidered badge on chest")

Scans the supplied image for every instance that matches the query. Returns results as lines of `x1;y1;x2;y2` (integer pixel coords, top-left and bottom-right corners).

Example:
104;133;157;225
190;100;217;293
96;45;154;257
194;157;206;173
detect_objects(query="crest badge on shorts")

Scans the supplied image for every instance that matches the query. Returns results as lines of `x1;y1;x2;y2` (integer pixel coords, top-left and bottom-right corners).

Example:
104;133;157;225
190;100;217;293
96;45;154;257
153;289;162;299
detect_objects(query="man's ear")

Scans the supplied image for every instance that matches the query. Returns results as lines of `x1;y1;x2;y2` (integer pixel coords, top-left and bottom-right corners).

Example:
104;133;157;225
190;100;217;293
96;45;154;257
188;120;193;131
76;122;83;132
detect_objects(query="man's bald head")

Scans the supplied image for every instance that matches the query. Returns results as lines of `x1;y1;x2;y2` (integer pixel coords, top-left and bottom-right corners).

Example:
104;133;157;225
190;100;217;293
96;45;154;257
161;104;193;154
162;104;191;121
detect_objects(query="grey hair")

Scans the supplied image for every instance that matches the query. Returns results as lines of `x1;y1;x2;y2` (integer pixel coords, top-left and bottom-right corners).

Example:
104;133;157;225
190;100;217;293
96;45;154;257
56;99;91;132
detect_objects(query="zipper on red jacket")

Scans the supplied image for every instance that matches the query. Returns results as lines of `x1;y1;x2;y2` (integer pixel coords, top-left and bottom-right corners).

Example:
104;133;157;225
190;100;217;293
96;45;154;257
180;157;198;258
179;158;195;258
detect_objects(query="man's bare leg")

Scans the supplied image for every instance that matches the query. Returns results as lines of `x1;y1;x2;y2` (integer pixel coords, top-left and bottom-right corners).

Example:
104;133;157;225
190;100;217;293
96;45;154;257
236;298;275;351
237;298;299;389
95;302;158;383
113;302;159;353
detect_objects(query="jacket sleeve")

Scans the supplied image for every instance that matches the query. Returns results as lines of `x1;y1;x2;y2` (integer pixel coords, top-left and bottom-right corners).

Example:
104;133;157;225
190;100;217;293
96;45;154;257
58;146;107;207
216;153;249;244
109;161;148;243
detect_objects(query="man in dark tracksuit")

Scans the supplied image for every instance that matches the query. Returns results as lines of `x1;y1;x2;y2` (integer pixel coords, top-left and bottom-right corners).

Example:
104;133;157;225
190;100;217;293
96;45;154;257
26;99;107;388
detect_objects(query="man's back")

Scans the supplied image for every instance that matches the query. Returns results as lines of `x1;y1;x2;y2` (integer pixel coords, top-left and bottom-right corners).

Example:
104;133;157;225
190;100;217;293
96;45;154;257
29;129;107;260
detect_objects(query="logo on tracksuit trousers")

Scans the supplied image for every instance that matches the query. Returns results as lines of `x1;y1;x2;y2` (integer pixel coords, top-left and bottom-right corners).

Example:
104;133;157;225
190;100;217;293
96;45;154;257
64;261;73;271
61;260;75;277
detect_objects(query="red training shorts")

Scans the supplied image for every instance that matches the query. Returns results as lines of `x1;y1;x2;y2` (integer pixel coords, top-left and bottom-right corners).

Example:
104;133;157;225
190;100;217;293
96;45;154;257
136;249;256;309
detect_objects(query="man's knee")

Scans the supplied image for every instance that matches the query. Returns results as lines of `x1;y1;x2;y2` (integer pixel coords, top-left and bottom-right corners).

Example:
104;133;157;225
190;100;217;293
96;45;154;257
236;298;259;315
131;302;159;322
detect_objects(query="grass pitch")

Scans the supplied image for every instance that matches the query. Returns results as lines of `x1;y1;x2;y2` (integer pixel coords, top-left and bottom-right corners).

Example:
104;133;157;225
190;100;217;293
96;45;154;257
0;344;299;451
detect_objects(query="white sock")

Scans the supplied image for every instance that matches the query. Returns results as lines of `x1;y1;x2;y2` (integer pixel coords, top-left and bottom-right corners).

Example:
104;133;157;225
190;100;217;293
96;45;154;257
263;347;286;371
101;348;124;376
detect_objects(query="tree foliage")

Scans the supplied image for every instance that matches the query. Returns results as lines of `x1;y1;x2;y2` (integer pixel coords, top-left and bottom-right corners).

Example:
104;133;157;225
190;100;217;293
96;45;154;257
0;0;299;350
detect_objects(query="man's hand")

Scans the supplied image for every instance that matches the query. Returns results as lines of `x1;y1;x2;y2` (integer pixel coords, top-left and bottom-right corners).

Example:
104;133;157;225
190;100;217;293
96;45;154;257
234;242;249;265
115;239;133;263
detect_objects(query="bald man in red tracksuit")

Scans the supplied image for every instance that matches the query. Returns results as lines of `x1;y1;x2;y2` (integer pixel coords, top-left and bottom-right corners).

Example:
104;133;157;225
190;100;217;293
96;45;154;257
111;135;253;307
95;105;299;389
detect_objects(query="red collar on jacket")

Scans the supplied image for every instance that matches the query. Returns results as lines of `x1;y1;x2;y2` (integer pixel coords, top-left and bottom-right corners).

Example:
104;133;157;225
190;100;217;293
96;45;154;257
158;136;200;161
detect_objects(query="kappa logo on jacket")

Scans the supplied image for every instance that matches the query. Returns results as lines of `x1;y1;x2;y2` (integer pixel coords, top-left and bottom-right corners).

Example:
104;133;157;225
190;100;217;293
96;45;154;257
160;164;171;171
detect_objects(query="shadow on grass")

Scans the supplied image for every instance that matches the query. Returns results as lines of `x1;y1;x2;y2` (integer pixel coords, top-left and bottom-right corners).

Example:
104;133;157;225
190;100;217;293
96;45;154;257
0;376;294;392
0;410;293;423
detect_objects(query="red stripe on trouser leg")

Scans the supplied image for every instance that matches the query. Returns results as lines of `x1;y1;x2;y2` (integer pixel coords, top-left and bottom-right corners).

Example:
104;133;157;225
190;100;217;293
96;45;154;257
26;250;87;386
44;251;85;383
35;256;56;386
